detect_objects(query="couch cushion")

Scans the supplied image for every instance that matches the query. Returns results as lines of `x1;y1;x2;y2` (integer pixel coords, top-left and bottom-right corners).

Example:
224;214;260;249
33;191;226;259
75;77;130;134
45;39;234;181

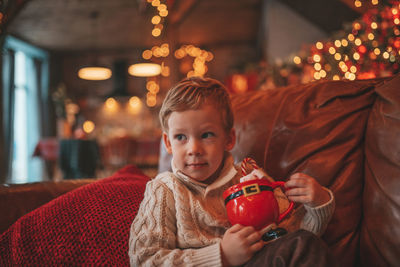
361;74;400;266
0;164;149;266
232;79;381;266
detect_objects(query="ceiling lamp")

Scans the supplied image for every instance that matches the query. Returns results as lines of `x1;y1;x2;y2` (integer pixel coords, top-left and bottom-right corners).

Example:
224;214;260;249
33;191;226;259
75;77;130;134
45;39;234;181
78;66;112;80
128;63;161;77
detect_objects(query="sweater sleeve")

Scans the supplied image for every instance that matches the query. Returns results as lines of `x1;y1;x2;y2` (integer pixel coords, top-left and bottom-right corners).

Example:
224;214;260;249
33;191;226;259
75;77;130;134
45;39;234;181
129;179;222;267
301;187;335;236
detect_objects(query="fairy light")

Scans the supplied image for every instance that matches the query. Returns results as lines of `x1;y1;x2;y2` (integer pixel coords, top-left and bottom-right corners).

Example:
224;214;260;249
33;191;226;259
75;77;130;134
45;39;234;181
313;54;321;62
353;52;360;60
151;15;161;24
334;40;342;48
83;120;95;134
383;51;390;59
348;33;355;41
350;66;357;73
355;38;362;46
341;39;349;47
334;53;342;60
374;48;381;55
355;0;362;7
316;42;324;50
329;47;336;54
372;0;379;5
293;56;302;64
368;33;375;40
314;63;322;71
371;22;378;29
333;75;340;80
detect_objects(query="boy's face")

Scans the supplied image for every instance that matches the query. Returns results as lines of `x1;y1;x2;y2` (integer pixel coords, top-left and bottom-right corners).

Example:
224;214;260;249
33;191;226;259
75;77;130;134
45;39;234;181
163;104;235;184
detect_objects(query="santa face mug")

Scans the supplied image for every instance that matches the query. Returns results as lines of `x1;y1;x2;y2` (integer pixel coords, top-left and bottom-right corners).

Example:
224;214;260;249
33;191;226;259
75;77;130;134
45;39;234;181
223;179;294;232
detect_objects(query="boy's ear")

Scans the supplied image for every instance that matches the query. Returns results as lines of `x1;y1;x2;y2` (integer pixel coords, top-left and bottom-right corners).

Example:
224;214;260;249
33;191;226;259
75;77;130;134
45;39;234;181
162;132;173;154
225;128;236;151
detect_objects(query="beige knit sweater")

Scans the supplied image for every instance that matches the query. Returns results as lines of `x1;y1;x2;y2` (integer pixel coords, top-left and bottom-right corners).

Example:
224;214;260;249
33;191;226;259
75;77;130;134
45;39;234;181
129;155;335;267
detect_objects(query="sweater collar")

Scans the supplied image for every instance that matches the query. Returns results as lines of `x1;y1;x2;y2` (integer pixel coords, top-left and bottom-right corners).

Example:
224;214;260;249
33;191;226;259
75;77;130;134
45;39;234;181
171;153;238;196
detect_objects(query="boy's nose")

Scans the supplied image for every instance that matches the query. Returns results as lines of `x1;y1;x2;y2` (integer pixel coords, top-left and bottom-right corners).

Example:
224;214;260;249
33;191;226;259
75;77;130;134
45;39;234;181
188;139;202;155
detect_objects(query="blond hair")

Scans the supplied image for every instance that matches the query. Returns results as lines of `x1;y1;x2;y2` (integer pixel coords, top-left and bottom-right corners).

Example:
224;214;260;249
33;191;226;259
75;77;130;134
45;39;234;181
159;76;233;133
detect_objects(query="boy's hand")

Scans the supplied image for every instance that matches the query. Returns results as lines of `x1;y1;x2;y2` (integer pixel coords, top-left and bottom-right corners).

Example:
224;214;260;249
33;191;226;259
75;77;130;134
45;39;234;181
220;224;263;266
284;173;330;207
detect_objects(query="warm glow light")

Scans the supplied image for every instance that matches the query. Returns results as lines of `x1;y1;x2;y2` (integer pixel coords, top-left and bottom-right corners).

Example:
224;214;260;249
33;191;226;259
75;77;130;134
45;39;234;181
157;4;167;11
348;33;355;41
333;75;340;80
313;54;321;62
341;39;348;47
372;0;379;5
353;52;360;60
159;10;168;17
353;22;361;30
392;8;398;15
151;15;161;24
146;94;157;107
142;50;152;60
152;28;161;37
334;40;342;47
232;74;248;93
329;47;336;54
314;63;322;71
350;66;357;73
293;56;302;64
128;96;142;115
383;51;390;59
316;42;324;50
128;63;161;77
313;71;321;80
151;0;160;7
83;120;95;134
368;33;375;40
161;65;170;77
104;97;119;113
371;22;378;29
355;38;362;46
354;0;362;7
334;53;342;60
78;67;112;80
320;70;327;78
395;18;400;25
374;48;381;55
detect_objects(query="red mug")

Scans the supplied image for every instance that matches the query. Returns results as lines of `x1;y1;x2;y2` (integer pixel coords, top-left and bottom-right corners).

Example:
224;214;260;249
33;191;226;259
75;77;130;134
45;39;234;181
223;179;294;231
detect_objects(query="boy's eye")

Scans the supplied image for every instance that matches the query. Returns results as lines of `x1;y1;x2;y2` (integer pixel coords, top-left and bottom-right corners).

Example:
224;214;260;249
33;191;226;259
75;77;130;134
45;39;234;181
174;134;186;141
201;132;215;139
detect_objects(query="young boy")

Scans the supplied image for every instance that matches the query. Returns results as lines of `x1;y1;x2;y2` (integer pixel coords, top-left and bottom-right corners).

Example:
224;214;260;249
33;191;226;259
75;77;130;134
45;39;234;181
129;77;335;266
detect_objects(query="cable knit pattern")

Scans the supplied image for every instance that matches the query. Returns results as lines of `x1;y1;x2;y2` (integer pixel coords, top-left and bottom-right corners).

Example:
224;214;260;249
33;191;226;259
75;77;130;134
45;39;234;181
129;155;335;266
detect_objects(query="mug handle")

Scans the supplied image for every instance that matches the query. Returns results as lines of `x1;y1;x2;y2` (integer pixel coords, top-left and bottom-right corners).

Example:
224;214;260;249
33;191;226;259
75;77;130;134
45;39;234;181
269;181;294;223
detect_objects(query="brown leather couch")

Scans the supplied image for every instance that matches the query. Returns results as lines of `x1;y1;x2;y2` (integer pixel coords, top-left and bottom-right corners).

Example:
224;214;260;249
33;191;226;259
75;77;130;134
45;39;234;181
2;75;400;266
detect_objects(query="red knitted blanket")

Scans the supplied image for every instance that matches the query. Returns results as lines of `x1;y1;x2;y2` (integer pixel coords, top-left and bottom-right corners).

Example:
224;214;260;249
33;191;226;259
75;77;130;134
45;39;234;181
0;165;149;266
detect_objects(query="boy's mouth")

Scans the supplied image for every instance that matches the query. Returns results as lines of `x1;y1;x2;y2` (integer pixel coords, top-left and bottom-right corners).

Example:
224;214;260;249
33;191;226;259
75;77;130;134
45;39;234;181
186;163;208;168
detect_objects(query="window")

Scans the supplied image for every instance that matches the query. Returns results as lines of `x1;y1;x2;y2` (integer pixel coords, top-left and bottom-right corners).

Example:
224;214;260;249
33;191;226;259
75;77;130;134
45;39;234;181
3;36;49;183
